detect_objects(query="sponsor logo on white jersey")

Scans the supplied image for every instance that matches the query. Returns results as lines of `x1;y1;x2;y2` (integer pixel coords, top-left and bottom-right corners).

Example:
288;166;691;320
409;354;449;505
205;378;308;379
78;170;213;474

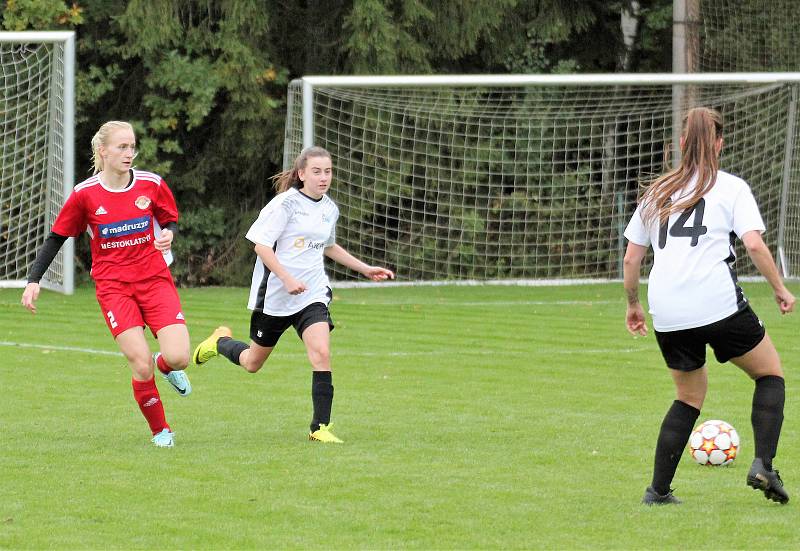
292;236;325;251
95;206;107;215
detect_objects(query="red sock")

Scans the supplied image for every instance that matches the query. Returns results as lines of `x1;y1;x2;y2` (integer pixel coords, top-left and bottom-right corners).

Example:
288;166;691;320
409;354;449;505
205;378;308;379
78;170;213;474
154;353;171;375
132;377;170;435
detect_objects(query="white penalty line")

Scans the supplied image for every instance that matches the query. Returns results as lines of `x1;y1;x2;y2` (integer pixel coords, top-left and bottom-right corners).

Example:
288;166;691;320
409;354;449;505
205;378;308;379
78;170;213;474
341;299;620;306
0;340;649;358
0;341;123;357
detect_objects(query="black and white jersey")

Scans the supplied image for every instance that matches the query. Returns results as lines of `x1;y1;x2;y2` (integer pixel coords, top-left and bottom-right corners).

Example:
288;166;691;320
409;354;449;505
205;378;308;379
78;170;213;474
245;188;339;316
624;170;765;331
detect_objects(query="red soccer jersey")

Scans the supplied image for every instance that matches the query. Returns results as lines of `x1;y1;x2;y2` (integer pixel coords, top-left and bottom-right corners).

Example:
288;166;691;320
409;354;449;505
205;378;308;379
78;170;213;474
51;169;179;282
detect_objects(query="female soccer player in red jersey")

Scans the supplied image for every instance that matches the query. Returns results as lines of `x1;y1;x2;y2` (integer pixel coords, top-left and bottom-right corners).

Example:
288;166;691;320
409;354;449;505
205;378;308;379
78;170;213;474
21;121;191;448
192;146;394;443
624;107;795;505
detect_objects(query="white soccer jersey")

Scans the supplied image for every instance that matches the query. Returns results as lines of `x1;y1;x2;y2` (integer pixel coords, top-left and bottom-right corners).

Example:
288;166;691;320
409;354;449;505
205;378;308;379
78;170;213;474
624;170;766;331
245;188;339;316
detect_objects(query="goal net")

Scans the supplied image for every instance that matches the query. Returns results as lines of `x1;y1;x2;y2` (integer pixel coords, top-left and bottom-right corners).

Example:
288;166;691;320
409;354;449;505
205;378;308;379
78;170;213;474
698;0;800;72
284;75;800;283
0;32;75;293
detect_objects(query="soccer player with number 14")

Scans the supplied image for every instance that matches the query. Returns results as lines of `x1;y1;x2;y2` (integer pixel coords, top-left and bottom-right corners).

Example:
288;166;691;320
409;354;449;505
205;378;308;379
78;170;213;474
623;107;795;505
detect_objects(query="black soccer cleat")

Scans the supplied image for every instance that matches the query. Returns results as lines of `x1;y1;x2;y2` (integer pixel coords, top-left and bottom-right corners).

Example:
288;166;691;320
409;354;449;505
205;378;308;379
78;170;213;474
642;486;682;505
747;458;789;504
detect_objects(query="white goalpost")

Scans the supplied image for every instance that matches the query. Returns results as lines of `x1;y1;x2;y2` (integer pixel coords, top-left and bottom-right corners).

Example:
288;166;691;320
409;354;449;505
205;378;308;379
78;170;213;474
285;73;800;285
0;31;75;294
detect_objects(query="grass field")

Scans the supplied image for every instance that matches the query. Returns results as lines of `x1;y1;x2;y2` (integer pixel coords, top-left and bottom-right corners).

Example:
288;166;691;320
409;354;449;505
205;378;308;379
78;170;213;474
1;282;798;549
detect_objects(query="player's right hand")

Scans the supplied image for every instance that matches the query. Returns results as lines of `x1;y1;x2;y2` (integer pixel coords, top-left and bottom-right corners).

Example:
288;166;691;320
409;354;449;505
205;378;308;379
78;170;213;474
626;303;648;336
283;276;307;295
21;282;40;314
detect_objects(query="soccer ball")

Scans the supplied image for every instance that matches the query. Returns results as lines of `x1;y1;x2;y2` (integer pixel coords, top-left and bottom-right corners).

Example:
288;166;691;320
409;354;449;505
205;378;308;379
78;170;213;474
688;419;739;466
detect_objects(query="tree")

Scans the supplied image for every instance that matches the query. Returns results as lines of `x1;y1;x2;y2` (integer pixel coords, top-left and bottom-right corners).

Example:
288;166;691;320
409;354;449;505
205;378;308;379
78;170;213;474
3;0;675;286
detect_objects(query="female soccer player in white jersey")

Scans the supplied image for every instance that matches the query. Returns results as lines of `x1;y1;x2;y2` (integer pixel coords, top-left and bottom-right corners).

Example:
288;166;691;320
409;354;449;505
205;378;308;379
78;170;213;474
21;121;192;448
192;146;394;443
623;107;795;505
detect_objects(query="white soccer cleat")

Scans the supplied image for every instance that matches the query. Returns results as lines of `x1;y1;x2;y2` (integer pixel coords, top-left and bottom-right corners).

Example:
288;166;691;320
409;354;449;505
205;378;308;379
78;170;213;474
151;428;174;448
154;352;192;396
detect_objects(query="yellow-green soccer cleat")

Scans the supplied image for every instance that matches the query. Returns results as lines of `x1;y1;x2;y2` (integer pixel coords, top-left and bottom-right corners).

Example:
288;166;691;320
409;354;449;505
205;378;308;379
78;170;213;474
309;423;343;444
192;326;232;366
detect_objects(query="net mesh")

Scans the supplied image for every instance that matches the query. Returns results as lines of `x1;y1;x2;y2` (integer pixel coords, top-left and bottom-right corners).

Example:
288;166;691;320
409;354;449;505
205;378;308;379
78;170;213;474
0;40;68;291
698;0;800;72
285;80;800;282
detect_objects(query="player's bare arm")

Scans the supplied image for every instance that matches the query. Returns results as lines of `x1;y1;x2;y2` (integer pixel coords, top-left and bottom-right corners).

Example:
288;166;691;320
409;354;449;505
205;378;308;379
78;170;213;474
623;242;648;336
741;230;795;314
324;244;394;281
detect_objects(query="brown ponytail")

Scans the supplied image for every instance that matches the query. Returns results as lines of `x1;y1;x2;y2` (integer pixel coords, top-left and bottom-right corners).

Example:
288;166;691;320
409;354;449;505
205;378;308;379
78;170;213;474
271;146;332;193
641;107;723;226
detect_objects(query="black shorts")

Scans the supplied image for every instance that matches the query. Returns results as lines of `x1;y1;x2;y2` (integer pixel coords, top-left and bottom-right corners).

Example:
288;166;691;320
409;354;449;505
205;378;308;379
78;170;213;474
654;305;766;372
249;302;334;347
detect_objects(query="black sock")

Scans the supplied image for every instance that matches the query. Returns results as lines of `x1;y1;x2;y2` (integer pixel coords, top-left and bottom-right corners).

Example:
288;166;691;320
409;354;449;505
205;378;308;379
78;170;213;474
217;337;250;366
651;400;700;495
310;371;333;432
752;375;785;471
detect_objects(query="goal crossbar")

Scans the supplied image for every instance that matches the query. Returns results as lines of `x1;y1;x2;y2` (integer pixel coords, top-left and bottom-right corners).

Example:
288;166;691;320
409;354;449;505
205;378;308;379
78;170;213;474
300;72;800;88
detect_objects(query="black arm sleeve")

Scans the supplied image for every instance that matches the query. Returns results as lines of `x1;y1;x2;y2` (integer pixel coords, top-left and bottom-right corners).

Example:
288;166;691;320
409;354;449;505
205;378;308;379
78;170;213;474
164;221;178;235
27;232;68;283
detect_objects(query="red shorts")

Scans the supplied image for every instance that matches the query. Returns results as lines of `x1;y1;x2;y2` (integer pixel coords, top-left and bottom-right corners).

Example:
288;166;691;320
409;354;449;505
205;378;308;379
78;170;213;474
95;273;186;338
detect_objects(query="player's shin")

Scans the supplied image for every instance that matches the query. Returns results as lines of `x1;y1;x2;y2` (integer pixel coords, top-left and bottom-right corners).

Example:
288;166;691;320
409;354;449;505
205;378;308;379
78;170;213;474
651;400;700;495
310;370;333;432
132;376;169;434
751;375;785;470
217;337;250;365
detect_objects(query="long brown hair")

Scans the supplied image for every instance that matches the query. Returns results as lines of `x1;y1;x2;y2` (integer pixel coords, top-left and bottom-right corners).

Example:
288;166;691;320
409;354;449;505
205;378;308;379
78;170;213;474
271;146;332;193
641;107;723;226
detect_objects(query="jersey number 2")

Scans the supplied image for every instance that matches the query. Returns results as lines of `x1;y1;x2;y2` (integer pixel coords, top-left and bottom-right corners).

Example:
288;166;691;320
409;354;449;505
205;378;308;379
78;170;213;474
658;198;708;249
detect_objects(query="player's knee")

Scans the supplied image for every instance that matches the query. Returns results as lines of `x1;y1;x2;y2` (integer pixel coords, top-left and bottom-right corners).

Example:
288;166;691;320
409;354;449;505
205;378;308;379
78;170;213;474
749;363;784;380
241;348;271;373
677;390;705;410
243;360;263;373
307;346;330;369
130;357;153;379
165;351;190;371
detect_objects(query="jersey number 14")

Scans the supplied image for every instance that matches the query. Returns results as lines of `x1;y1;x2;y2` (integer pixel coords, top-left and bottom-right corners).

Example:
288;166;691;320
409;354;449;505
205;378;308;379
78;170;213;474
658;198;708;249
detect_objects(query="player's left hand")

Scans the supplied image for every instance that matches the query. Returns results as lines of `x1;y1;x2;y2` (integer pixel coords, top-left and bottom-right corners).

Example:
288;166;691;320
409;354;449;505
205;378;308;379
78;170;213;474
154;229;173;252
364;266;395;282
775;286;795;314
